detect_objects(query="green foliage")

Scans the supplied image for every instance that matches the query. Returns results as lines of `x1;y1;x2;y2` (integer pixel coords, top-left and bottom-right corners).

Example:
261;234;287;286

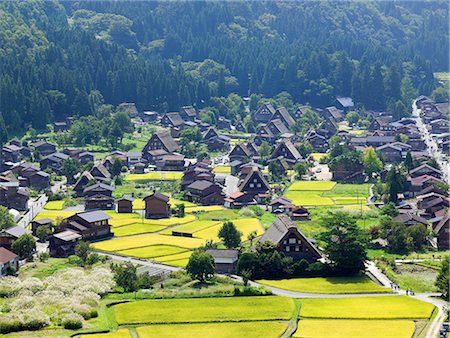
386;166;406;203
61;158;81;183
11;234;36;259
363;147;383;177
381;219;431;254
35;224;52;242
0;206;15;230
319;211;368;275
186;251;215;282
294;162;309;177
380;202;399;217
218;221;242;249
111;262;139;292
435;256;449;299
75;241;91;263
346;111;359;125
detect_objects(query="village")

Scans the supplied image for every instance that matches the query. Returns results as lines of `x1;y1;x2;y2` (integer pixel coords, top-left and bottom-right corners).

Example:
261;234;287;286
0;93;448;337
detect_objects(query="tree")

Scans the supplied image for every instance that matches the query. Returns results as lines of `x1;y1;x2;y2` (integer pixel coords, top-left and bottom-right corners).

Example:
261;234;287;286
173;203;185;218
294;162;309;177
404;152;413;171
61;158;81;183
296;141;314;158
218;221;242;249
386;166;405;203
319;211;368;275
237;252;258;276
186;251;215;282
346;111;359;125
0;206;15;230
259;141;272;161
110;262;139;292
36;224;52;242
11;234;36;259
240;269;252;286
110;157;123;177
435;256;449;299
75;241;91;263
268;161;284;181
363;147;383;178
247;230;258;246
408;224;430;251
380;202;399;217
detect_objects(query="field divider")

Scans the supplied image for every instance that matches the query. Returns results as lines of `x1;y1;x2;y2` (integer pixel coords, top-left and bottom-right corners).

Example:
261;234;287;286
115;318;292;326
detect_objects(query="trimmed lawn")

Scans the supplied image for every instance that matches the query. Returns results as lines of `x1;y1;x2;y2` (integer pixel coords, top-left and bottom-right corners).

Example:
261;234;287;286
117;245;188;259
160;220;220;235
299;296;434;319
92;233;206;252
288;181;336;191
44;200;65;210
294;319;415;338
113;296;294;324
124;172;183;181
257;276;390;294
113;223;167;237
213;166;231;174
137;321;287;338
81;329;131;338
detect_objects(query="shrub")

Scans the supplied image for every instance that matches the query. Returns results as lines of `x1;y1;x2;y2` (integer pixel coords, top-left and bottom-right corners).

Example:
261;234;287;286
62;313;83;329
233;285;272;296
249;205;264;217
37;252;50;262
238;207;255;217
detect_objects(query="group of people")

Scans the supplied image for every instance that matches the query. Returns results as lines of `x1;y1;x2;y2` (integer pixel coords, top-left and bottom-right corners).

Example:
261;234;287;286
389;282;415;295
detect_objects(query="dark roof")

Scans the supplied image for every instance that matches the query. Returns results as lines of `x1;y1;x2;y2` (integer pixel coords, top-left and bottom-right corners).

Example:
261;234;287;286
90;163;111;179
270;196;293;206
53;230;82;242
336;97;354;108
269;119;290;134
393;212;428;226
258;215;322;257
83;183;114;193
325;106;343;120
118;195;134;202
410;164;442;176
0;247;17;264
33;218;54;225
180;106;197;117
434;215;449;234
156;131;180;153
275;107;295;126
143;192;170;202
75;210;112;223
164;112;184;126
4;226;32;238
206;249;239;259
188;180;214;191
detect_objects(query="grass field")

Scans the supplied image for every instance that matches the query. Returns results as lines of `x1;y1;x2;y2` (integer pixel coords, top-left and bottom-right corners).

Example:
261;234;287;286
195;218;263;241
92;233;206;252
124;171;183;182
43;200;65;210
81;329;131;338
185;205;226;213
113;296;294;324
136;321;287;338
299;296;434;319
294;319;415;338
117;245;188;259
257;276;390;294
113;223;166;236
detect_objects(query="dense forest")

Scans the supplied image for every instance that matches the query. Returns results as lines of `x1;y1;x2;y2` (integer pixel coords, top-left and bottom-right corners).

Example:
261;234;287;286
0;0;448;139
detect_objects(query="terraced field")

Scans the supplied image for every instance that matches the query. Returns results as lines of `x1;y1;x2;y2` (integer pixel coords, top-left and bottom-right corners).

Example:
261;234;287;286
43;200;65;210
124;171;184;181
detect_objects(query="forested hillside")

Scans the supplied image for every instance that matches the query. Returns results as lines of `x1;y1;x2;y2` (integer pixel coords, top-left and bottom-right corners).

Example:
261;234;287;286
0;0;448;139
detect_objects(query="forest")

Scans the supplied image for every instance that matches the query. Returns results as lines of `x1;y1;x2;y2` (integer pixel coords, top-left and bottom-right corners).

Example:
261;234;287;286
0;0;448;139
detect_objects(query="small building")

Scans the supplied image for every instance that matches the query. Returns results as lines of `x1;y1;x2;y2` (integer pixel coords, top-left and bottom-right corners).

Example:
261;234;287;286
31;218;54;236
186;180;225;206
142;111;158;122
335;97;354;113
393;212;429;227
48;230;82;257
117;195;134;213
144;192;171;219
254;103;276;124
0;226;32;250
257;214;322;263
179;106;197;122
90;163;111;181
0;247;19;276
32;140;56;156
142;131;180;161
206;249;239;274
40;152;69;174
161;112;185;128
85;194;115;210
433;215;449;251
271;107;295;128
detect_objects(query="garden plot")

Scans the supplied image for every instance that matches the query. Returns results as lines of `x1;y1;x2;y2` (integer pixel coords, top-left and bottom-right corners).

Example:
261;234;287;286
294;319;415;338
113;296;294;325
117;245;188;259
257;276;390;294
44;200;65;210
137;321;287;338
92;233;207;252
299;296;434;319
124;171;184;182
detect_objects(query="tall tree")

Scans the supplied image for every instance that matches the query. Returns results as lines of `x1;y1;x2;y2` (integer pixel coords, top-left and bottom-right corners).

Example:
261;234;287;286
218;221;242;249
363;147;383;178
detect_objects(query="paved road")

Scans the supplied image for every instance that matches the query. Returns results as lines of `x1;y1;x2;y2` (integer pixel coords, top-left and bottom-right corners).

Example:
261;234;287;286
412;101;449;183
17;194;48;228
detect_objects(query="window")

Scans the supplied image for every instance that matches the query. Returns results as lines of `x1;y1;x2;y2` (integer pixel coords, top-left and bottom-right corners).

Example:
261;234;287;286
295;246;299;252
250;183;254;188
257;183;261;188
283;240;287;244
289;238;296;244
285;246;290;252
253;178;257;182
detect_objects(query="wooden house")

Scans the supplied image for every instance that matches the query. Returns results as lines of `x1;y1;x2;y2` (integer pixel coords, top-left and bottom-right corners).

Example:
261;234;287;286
267;119;290;136
161;112;184;128
61;210;113;240
0;226;32;250
271;107;295;128
433;215;449;251
117;195;134;213
48;230;82;257
32;141;56;156
73;171;95;196
238;167;270;199
254;103;276;124
270;140;302;167
206;249;239;274
393;212;429;227
323;106;343;122
90;163;111;181
229;143;252;164
0;247;19;276
144;192;171;219
257;215;321;263
142;131;180;161
179;106;197;122
335;97;354;113
40;152;69;174
31;218;54;236
0;182;29;211
186;180;224;205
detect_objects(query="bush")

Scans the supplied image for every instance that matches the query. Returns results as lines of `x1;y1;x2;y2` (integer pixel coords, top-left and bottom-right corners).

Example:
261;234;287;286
67;255;82;265
37;252;50;262
249;205;264;217
62;313;83;329
233;285;272;296
238;207;255;217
